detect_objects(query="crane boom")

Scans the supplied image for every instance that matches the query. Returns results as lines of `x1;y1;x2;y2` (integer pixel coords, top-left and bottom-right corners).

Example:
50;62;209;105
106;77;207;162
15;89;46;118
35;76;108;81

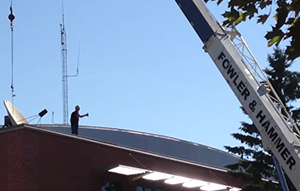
174;0;300;190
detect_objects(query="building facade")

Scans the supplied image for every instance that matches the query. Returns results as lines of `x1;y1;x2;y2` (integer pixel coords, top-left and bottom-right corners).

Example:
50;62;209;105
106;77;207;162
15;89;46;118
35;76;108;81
0;125;245;191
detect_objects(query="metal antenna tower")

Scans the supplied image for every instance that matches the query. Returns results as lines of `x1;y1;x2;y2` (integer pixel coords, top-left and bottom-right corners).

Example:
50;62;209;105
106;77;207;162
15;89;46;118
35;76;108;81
60;6;68;125
60;3;80;125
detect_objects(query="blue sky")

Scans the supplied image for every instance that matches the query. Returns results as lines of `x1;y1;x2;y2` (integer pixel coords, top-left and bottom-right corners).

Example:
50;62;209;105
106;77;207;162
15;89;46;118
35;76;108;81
0;0;298;151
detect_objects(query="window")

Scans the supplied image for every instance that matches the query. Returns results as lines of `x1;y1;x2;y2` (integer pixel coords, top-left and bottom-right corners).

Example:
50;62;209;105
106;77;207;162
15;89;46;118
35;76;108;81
101;180;122;191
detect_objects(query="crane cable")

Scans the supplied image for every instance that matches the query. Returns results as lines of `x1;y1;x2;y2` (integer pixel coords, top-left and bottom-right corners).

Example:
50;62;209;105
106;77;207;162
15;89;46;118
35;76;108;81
8;0;15;105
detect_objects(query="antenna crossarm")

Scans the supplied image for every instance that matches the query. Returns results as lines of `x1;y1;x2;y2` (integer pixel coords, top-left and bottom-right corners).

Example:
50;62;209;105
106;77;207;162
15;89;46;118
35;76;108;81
66;73;78;78
66;43;80;78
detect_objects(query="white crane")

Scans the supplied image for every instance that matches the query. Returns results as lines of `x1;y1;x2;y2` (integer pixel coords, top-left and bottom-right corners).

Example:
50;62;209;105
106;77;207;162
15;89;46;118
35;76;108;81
174;0;300;190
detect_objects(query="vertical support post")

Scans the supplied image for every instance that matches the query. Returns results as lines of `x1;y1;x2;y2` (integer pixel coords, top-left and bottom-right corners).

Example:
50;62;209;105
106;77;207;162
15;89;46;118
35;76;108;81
272;155;290;191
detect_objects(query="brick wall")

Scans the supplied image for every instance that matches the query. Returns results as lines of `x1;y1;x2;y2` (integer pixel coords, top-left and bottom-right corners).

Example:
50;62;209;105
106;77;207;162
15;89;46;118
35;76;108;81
0;129;25;191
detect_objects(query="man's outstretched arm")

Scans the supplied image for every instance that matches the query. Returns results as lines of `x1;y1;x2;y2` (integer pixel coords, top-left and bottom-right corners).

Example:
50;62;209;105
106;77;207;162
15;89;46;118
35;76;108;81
78;113;88;118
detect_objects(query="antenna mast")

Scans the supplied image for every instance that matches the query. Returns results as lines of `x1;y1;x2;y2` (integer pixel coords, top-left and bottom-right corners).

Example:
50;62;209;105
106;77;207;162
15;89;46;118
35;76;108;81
60;4;68;125
60;3;80;125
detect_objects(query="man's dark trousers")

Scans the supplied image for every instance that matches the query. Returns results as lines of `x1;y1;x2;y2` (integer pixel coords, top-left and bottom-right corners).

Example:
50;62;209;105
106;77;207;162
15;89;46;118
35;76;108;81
71;124;78;135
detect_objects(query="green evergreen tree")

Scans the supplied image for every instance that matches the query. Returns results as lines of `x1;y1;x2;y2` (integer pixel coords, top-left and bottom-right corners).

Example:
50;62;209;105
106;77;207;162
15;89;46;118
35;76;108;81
224;47;300;191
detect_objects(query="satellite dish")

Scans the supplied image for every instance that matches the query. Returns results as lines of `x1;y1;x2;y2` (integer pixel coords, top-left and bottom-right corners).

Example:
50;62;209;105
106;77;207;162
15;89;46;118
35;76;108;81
3;100;29;126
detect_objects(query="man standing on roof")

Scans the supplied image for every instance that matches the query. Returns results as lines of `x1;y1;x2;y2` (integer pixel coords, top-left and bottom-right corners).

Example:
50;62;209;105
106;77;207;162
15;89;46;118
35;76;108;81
70;105;88;135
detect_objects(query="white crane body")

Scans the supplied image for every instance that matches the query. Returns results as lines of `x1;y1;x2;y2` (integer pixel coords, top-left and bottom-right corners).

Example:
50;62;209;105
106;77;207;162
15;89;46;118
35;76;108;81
174;0;300;190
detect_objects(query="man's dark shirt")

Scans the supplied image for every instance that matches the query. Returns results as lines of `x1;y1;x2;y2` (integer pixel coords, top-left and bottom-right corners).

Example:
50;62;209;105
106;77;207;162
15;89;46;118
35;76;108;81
70;111;79;126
